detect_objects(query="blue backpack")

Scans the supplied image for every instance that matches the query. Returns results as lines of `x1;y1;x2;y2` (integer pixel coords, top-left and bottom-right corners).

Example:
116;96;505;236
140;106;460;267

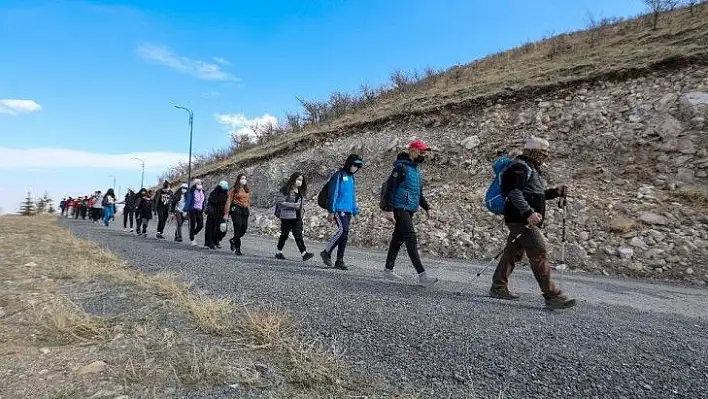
484;156;531;215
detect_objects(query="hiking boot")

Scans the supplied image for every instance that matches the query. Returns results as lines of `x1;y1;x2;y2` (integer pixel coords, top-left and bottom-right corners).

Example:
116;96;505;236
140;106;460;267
489;287;520;301
544;292;577;310
302;252;315;262
382;269;404;280
334;260;348;270
417;271;438;286
275;253;286;260
235;249;243;256
320;250;333;267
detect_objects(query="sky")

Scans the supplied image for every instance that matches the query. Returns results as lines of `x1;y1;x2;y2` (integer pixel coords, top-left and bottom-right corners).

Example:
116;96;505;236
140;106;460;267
0;0;648;214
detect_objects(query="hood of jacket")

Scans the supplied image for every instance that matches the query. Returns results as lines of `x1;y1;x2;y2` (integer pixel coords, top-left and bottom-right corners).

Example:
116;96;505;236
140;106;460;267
394;152;416;167
342;154;364;174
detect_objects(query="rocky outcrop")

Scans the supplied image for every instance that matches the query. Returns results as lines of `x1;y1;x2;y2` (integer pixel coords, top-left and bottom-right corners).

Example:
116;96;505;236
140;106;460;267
202;65;708;286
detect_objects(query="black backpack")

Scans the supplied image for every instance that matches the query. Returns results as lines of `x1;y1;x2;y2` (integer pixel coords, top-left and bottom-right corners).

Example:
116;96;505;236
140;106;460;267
317;173;336;210
379;181;388;211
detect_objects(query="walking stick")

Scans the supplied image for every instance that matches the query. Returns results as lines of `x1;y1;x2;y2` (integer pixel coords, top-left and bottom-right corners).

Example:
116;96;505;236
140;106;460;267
556;194;568;285
472;224;530;280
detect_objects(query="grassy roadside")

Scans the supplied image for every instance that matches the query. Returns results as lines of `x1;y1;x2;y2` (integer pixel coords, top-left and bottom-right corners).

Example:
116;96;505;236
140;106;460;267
0;215;413;398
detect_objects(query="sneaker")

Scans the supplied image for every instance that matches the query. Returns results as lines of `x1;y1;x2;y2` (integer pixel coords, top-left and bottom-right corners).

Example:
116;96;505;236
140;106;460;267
235;249;243;256
417;271;439;286
382;269;404;280
334;260;348;270
544;292;577;310
320;250;332;267
190;240;197;246
130;228;134;233
275;253;286;260
302;252;314;262
489;287;521;301
229;239;236;252
215;243;221;249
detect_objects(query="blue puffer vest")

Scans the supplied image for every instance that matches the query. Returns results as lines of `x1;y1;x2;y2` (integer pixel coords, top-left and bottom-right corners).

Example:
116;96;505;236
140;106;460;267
392;158;421;212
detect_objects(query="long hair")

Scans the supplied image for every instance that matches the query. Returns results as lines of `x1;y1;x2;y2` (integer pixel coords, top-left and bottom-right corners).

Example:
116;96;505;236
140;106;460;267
233;173;250;193
106;188;115;198
280;172;306;197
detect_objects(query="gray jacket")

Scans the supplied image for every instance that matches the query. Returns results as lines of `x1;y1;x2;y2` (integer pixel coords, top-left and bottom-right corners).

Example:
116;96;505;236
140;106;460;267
276;191;304;220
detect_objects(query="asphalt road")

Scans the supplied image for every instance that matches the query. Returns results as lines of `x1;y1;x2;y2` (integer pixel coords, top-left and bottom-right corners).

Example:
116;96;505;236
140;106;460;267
60;216;708;399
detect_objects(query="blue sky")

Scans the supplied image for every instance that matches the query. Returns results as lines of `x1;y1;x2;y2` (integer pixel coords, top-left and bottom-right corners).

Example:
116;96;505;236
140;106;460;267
0;0;648;213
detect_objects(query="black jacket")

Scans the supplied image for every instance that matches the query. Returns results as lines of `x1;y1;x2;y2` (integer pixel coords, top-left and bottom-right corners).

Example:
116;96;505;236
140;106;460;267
124;192;136;212
136;196;153;220
153;188;174;212
206;187;229;218
500;155;561;227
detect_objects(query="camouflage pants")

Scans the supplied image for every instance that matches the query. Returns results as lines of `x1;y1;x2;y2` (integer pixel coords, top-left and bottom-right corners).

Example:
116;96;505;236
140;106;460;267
491;223;560;298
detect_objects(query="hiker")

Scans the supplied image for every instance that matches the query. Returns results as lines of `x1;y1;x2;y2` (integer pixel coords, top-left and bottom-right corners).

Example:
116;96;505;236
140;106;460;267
490;136;576;309
80;196;88;219
204;180;229;250
102;189;116;226
380;139;438;286
274;172;314;261
152;181;173;239
59;198;66;216
135;188;153;237
223;174;250;255
91;191;103;223
184;178;206;246
170;183;189;242
123;189;136;232
320;154;364;270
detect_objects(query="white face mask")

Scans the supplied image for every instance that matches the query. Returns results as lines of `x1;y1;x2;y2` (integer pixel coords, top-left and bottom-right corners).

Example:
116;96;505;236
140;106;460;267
196;184;203;190
239;179;247;186
181;188;187;193
295;180;303;188
349;166;359;173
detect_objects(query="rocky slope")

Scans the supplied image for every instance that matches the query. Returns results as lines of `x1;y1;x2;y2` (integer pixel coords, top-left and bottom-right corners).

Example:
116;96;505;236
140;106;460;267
197;63;708;286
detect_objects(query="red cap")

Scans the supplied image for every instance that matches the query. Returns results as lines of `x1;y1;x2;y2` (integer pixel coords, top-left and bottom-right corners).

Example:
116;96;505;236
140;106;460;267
408;139;431;152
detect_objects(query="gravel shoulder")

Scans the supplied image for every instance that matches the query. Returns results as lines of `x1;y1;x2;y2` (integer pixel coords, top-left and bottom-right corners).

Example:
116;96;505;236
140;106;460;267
62;216;708;399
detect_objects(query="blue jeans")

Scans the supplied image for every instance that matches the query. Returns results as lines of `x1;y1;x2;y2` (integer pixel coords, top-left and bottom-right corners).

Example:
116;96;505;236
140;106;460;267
103;205;114;226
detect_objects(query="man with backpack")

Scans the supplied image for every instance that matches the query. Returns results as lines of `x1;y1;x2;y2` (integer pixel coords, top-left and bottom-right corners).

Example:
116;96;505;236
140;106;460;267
379;139;438;286
490;136;576;310
318;154;364;270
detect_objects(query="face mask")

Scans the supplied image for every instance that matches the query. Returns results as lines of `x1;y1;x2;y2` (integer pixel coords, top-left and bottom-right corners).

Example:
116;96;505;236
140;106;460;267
239;179;247;186
181;188;187;193
295;180;303;188
196;184;203;190
349;166;359;174
163;184;169;189
414;156;426;164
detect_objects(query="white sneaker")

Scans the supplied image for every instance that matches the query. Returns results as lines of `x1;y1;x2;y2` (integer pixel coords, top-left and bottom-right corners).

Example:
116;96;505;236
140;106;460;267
190;240;197;246
417;271;438;286
382;269;404;280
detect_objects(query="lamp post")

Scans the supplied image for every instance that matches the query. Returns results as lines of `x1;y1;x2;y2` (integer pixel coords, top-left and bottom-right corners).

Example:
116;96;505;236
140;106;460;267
174;105;194;185
133;157;145;188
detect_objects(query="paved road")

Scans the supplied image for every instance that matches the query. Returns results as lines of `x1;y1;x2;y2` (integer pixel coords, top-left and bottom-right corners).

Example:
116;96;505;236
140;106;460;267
60;217;708;399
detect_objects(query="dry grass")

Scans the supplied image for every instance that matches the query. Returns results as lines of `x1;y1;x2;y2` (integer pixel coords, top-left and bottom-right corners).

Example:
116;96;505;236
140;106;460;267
607;215;637;234
175;4;708;180
0;215;352;396
674;185;708;209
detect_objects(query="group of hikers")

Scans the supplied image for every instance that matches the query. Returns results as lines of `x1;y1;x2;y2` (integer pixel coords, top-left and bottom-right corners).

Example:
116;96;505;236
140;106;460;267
59;189;117;226
70;137;577;310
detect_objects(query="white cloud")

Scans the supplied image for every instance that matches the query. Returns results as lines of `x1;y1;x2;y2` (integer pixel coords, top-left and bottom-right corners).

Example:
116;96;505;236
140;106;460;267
0;99;42;115
214;113;279;140
212;57;231;66
201;90;221;99
0;147;188;171
136;43;237;81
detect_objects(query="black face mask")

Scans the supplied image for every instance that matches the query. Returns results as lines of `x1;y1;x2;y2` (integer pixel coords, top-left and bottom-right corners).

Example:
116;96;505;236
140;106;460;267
413;156;426;164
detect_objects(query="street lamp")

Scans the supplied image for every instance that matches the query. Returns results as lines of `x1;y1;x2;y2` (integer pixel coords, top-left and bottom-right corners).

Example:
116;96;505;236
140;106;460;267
174;105;194;185
133;157;145;189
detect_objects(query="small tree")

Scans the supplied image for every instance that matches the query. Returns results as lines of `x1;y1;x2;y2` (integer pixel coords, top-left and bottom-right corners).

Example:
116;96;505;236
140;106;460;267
20;192;36;216
644;0;680;29
35;192;54;214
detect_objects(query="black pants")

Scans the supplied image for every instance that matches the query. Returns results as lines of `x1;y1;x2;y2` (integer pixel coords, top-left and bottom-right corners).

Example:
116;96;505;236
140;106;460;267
123;210;134;229
325;212;351;261
277;219;306;253
189;211;204;241
140;219;149;234
174;212;185;240
385;209;425;274
156;207;169;234
229;206;249;251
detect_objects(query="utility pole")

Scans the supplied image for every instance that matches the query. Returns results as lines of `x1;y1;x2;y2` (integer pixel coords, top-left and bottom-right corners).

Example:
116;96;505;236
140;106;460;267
133;157;145;188
174;105;194;185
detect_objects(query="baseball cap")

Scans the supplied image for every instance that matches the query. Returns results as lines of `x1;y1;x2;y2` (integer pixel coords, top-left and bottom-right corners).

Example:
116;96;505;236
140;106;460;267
408;139;431;152
523;136;550;151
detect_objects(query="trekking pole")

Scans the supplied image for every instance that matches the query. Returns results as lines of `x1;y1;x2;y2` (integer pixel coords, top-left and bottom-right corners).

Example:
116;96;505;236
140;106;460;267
472;225;530;280
556;194;568;286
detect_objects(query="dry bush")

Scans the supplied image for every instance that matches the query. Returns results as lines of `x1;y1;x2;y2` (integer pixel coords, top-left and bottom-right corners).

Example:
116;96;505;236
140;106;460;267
673;185;708;209
38;299;112;344
607;215;636;233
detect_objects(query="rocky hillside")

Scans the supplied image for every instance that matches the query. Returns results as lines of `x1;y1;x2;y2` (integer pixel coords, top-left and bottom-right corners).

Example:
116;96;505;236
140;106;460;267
173;6;708;286
199;64;708;286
